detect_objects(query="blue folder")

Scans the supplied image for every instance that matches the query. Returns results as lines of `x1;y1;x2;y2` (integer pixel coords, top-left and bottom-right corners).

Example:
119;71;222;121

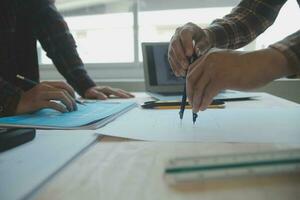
0;101;136;129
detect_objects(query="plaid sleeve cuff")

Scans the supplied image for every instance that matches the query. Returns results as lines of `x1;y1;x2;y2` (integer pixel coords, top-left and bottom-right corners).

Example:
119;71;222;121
269;31;300;71
205;25;230;49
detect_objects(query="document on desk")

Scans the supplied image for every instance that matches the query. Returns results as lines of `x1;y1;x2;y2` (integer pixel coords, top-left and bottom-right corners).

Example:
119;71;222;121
0;130;98;200
0;102;136;129
98;107;300;144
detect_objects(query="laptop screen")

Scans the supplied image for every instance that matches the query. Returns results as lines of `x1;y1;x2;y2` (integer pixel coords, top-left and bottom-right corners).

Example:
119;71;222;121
142;42;184;93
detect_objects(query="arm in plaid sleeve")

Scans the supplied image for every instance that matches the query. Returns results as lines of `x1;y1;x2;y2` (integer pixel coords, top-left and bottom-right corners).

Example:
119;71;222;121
206;0;299;69
206;0;287;49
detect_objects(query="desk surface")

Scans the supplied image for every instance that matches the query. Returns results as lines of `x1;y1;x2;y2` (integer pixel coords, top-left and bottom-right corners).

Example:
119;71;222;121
35;141;300;200
12;93;300;200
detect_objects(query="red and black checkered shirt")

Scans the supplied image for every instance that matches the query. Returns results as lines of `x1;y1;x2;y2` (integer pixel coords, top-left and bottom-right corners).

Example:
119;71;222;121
0;0;95;116
207;0;300;68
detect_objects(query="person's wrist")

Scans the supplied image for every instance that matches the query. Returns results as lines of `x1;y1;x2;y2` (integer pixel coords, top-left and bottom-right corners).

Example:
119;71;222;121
203;28;215;49
263;48;291;79
240;48;291;83
83;87;93;98
267;47;299;76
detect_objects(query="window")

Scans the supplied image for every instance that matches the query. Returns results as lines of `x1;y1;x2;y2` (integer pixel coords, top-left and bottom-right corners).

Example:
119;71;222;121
38;0;299;81
39;1;134;64
138;7;233;61
255;0;300;50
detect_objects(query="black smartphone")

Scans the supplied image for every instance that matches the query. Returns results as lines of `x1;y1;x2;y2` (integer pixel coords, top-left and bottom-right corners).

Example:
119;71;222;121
0;128;36;152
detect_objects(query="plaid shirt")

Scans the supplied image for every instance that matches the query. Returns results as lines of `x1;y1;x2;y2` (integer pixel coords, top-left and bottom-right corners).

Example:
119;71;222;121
207;0;300;68
0;0;95;116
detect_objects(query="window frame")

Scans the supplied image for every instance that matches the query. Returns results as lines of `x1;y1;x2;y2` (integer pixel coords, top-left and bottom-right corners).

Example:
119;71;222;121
38;0;239;81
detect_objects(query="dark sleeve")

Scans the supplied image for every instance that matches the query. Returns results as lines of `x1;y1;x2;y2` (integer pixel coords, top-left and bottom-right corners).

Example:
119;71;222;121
206;0;287;49
22;0;96;97
0;77;22;117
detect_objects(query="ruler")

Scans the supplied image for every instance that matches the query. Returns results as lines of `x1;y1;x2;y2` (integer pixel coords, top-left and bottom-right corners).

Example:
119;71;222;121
164;149;300;185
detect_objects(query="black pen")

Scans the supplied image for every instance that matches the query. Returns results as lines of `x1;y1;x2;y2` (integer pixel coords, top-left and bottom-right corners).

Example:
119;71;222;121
16;74;85;106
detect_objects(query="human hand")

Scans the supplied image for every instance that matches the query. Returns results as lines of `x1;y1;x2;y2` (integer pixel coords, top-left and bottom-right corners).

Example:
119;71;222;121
186;48;291;113
168;22;213;77
16;81;77;114
84;86;134;100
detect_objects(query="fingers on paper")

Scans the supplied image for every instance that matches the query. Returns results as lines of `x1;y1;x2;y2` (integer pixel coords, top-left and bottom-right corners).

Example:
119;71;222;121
85;89;108;100
39;101;69;113
42;91;76;112
100;87;134;98
32;82;77;112
42;81;75;98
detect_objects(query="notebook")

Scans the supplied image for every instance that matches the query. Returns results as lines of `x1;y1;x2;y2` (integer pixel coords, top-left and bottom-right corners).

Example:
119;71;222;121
0;101;136;130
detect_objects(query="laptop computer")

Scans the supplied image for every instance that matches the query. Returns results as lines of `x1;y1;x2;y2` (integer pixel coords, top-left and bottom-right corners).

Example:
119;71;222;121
141;42;258;101
142;42;183;100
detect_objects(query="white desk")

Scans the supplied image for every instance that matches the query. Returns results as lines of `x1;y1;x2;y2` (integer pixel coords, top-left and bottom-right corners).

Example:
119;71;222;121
4;92;300;200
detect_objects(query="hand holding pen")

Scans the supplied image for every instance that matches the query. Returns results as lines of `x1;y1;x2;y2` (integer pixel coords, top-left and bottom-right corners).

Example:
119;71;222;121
169;22;213;123
15;74;84;115
168;22;212;77
179;54;198;124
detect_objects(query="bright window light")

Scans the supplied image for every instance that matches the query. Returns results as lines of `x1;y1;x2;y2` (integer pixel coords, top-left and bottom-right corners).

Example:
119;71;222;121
39;12;134;64
38;0;299;68
138;7;233;61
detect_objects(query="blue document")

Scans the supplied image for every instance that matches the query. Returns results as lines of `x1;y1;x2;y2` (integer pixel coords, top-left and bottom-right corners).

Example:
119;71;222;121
0;101;136;129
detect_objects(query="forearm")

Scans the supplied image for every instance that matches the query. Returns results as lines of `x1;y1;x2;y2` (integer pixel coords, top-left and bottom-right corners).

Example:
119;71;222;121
31;1;95;96
0;78;22;117
237;47;296;90
242;31;300;86
206;0;287;49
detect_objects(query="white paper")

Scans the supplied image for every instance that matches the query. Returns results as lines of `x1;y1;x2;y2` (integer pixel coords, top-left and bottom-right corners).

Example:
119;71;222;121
98;107;300;144
0;130;98;200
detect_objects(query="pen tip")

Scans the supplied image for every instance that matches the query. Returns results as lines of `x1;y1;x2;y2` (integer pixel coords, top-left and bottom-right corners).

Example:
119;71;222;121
179;111;183;120
192;112;198;124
